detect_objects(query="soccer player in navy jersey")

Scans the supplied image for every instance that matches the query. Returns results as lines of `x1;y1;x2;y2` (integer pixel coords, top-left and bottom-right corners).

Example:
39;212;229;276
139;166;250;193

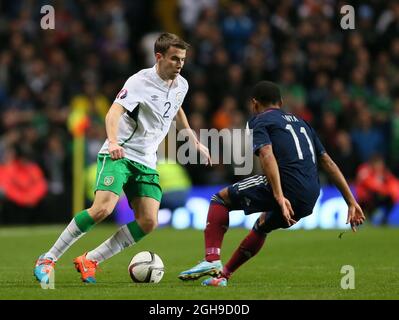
178;81;365;286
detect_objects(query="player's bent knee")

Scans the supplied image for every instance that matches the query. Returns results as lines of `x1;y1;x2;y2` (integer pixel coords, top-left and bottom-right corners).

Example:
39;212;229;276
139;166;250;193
211;188;231;208
136;216;158;233
219;188;230;202
252;213;270;237
211;193;226;206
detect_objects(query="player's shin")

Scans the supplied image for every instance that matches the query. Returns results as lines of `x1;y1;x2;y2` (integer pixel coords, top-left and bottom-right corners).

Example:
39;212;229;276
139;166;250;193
45;210;95;260
86;221;146;263
222;224;267;279
205;194;230;262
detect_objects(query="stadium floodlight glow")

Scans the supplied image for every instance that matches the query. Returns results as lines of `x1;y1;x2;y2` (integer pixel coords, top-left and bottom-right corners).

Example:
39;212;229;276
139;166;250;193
158;209;172;227
186;197;209;230
319;197;351;229
228;210;246;228
171;207;191;229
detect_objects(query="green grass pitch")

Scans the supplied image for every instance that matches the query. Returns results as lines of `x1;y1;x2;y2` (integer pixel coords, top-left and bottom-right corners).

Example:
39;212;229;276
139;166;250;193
0;225;398;300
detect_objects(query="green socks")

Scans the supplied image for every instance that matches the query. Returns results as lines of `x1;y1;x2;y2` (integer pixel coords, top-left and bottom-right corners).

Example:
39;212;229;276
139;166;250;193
127;220;147;242
74;210;96;232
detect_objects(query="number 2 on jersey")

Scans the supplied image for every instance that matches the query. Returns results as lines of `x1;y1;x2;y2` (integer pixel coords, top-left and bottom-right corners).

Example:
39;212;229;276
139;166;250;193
285;124;315;163
163;102;171;118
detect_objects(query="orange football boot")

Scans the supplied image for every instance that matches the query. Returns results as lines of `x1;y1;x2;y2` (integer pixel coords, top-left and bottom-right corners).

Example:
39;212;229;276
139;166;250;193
73;253;99;283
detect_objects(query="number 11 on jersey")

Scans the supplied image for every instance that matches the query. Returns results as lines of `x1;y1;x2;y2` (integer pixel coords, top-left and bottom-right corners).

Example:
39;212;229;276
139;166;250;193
285;124;315;163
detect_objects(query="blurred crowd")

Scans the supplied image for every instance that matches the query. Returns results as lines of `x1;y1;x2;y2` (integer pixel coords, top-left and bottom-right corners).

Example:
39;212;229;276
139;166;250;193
1;0;399;223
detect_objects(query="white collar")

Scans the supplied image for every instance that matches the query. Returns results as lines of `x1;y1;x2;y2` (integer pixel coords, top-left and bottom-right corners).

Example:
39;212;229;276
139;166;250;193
151;65;178;90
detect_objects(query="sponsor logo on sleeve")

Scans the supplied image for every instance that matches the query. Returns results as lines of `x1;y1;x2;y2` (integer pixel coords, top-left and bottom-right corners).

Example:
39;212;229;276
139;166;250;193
117;89;128;99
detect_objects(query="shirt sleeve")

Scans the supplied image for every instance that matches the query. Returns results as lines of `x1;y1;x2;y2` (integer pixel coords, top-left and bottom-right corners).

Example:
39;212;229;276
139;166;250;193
113;76;141;112
249;118;272;156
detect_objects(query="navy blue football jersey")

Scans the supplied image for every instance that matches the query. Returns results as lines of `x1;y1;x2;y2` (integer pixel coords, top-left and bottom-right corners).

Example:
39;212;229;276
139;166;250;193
248;108;326;211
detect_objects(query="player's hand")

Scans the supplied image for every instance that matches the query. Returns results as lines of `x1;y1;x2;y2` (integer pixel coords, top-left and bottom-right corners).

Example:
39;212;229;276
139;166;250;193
108;141;125;160
197;142;212;166
346;202;365;232
276;196;296;227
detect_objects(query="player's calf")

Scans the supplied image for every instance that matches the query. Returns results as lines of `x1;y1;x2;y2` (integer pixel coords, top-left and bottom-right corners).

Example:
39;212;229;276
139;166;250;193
87;205;114;223
220;215;269;281
205;192;231;262
87;190;120;222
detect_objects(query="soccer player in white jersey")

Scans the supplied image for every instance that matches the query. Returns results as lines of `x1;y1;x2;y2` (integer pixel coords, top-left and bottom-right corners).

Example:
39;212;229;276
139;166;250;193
34;33;211;284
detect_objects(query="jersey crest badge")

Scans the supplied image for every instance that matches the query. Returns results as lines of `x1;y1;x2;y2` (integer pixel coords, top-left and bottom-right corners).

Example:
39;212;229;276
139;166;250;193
104;176;114;186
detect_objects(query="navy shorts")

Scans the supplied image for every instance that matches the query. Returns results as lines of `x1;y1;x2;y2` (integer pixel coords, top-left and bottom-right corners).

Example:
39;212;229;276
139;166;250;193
227;175;313;232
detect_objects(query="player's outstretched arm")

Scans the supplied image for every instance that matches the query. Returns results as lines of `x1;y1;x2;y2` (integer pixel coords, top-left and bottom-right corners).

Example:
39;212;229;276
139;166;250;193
175;106;212;165
258;145;296;226
105;103;126;160
319;152;366;232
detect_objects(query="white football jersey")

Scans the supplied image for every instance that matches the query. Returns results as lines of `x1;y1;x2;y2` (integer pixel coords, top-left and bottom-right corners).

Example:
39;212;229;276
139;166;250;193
99;65;189;169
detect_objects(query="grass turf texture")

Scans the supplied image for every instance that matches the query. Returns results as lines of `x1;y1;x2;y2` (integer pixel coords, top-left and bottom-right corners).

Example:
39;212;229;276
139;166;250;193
0;225;398;300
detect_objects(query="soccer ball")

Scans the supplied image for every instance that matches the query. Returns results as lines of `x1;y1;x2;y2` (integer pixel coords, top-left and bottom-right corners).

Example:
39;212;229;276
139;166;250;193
128;251;164;283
